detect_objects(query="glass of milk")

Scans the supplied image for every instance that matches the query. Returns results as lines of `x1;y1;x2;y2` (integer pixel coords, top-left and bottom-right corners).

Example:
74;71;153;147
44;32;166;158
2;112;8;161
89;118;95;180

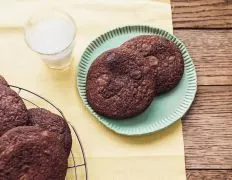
24;9;77;70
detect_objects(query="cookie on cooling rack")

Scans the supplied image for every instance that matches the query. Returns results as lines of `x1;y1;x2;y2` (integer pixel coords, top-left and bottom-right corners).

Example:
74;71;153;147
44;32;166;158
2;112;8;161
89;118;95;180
0;75;8;86
28;108;72;157
0;84;28;136
86;48;157;119
121;35;184;94
0;126;67;180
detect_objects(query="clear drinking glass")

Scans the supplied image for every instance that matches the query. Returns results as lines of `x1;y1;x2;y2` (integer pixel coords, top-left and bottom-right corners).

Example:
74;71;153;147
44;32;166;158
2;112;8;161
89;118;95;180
24;9;77;70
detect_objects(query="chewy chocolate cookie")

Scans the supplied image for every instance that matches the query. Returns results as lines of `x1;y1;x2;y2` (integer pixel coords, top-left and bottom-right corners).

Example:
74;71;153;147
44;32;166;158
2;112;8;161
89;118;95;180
0;85;28;136
121;35;184;94
0;126;67;180
28;108;72;157
0;75;8;86
86;48;157;119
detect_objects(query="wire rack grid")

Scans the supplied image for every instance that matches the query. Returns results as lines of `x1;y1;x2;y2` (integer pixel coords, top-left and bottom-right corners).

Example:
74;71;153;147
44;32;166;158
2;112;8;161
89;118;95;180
10;85;88;180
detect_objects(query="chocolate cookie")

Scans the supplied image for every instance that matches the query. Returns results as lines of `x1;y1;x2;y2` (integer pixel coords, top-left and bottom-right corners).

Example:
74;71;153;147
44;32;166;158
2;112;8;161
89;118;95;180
86;48;157;119
0;84;28;136
28;108;72;157
0;75;8;86
0;126;67;180
121;35;184;94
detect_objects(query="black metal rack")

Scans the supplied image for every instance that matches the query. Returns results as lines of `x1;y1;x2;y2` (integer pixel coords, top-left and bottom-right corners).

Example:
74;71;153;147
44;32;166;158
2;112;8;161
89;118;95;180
10;85;88;180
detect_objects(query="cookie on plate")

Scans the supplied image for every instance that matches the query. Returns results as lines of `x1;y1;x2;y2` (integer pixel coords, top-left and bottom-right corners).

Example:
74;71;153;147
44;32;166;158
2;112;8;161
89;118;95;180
0;84;28;136
121;35;184;94
0;75;8;86
0;126;67;180
28;108;72;157
86;48;157;119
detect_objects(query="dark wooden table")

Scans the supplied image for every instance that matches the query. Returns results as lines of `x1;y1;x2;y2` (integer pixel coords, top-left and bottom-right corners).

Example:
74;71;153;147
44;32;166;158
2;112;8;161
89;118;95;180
171;0;232;179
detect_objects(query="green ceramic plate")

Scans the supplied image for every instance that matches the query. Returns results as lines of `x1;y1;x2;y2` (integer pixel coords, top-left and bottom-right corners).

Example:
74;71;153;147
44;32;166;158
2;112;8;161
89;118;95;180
77;25;197;136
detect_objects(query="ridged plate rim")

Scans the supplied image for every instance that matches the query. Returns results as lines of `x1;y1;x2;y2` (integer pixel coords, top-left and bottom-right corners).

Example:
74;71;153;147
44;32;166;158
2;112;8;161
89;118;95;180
77;25;197;136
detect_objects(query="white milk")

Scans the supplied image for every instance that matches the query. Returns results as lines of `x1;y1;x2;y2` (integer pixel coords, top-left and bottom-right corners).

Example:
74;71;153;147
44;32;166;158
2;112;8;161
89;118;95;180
25;19;76;69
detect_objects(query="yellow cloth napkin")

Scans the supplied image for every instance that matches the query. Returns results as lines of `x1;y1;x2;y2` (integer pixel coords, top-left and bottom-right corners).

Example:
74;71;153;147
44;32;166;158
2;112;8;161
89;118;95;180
0;0;186;179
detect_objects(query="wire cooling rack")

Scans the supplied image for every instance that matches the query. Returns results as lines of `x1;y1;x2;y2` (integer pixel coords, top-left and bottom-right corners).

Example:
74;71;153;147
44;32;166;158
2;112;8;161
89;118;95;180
10;85;88;180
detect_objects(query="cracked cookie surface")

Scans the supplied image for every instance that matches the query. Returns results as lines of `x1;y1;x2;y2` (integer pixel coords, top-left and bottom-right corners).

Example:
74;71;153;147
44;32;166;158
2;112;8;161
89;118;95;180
0;84;28;136
0;126;67;180
86;48;156;119
121;35;184;94
28;108;72;157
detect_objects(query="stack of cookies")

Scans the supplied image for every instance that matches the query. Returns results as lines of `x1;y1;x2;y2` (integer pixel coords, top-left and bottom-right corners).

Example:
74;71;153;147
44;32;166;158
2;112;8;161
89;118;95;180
86;35;184;119
0;76;71;180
